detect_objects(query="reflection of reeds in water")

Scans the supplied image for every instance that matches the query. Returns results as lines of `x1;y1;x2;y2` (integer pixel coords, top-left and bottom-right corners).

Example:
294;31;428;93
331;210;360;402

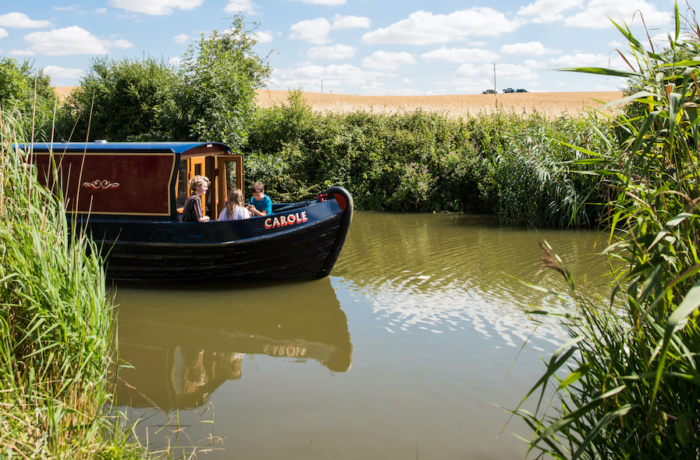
255;89;624;118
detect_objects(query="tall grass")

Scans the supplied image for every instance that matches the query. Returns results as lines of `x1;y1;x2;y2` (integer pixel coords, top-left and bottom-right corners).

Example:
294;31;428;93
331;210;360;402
513;3;700;458
0;109;145;458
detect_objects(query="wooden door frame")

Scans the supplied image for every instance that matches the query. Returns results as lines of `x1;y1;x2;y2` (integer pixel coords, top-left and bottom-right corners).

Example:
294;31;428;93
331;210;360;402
215;155;244;217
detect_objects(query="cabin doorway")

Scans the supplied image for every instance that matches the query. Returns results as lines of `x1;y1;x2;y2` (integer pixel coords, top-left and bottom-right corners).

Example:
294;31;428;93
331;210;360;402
214;155;244;218
176;156;208;215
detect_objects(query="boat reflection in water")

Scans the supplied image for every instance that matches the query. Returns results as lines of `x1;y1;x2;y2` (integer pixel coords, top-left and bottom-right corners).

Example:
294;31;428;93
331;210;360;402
115;277;352;411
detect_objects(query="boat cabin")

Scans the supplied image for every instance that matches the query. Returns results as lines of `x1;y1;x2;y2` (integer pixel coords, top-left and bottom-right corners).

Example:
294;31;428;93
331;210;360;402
26;141;243;221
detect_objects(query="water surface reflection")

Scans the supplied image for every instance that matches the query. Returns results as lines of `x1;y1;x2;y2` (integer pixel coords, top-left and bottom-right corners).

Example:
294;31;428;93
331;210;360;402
116;279;351;411
114;212;608;460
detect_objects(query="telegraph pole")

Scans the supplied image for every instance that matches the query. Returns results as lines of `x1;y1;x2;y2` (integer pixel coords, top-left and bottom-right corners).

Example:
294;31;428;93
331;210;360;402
493;64;496;94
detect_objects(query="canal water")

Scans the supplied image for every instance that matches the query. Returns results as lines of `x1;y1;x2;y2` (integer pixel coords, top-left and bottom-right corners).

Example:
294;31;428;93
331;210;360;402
114;212;609;459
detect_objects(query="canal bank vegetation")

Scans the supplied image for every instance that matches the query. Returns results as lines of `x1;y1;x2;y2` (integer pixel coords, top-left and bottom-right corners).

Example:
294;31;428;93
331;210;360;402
244;91;610;227
0;111;146;458
514;3;700;458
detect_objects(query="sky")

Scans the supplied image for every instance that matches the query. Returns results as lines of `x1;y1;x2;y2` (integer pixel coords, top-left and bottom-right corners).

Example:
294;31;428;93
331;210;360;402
0;0;685;95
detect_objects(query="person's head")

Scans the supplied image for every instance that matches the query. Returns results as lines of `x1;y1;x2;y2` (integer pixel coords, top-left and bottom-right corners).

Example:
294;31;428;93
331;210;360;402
189;175;210;196
251;181;265;201
225;188;245;219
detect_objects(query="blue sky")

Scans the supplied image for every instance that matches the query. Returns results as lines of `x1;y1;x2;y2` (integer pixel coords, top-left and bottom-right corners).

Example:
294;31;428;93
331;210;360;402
0;0;680;95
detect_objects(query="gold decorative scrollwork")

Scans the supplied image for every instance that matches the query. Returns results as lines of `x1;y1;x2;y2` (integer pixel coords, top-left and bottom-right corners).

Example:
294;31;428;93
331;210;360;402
82;180;120;190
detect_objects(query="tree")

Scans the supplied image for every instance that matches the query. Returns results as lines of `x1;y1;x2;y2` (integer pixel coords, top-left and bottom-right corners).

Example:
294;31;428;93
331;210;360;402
0;58;56;140
160;15;272;149
59;56;177;142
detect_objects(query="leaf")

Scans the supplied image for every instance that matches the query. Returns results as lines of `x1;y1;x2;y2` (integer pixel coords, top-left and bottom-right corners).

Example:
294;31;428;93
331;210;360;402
557;363;592;390
557;67;642;78
648;212;693;250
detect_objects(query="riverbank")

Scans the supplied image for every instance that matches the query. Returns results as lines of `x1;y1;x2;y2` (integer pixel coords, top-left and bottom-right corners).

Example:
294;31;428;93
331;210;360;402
243;91;610;227
0;112;146;459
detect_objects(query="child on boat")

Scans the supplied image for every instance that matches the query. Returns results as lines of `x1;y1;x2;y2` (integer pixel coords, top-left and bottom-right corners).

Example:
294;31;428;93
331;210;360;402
182;175;210;222
218;188;251;221
246;181;272;217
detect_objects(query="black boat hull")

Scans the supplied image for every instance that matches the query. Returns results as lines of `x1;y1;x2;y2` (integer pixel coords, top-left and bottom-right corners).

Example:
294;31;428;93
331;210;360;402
82;187;353;281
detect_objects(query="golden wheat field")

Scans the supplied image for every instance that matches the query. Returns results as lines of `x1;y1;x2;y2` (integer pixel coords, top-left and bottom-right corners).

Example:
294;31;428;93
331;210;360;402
54;87;624;118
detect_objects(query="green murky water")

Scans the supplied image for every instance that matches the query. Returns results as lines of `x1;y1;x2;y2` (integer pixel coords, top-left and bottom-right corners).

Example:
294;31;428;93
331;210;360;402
114;212;608;459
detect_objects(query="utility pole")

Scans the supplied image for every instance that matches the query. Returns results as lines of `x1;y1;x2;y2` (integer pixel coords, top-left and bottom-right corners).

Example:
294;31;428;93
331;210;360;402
493;64;496;94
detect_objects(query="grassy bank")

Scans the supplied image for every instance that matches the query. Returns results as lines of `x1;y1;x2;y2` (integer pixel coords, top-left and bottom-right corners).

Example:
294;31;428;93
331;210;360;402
244;91;610;227
0;111;145;458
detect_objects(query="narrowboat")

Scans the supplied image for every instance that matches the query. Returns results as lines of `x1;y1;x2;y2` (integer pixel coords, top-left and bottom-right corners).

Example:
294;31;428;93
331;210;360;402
25;141;353;281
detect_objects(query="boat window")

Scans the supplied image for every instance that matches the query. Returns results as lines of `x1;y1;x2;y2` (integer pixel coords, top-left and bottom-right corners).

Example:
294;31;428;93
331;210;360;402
176;160;188;207
194;163;202;176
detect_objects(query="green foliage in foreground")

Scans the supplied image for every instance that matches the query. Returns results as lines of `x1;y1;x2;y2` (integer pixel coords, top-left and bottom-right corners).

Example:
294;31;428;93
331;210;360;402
514;4;700;458
245;91;609;227
0;111;147;459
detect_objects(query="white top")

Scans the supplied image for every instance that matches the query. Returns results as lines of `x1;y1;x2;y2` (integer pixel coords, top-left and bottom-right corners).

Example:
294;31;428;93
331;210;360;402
218;206;251;221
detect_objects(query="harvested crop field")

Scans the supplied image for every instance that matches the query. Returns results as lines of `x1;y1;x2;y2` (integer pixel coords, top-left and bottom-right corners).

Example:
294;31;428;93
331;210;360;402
256;90;624;118
53;87;623;118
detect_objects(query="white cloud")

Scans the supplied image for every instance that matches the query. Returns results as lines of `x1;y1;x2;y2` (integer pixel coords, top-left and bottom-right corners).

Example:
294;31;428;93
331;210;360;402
107;0;204;15
0;28;7;39
420;47;500;63
307;44;356;60
290;18;331;44
564;0;670;29
169;56;182;66
107;38;133;49
454;63;538;81
544;53;627;69
517;0;583;24
18;26;134;56
174;33;188;44
254;31;273;43
96;8;107;14
43;65;84;79
54;5;79;11
469;41;487;46
290;0;345;4
224;0;256;14
332;15;371;29
362;8;521;45
0;12;51;29
401;78;414;84
9;49;35;56
500;42;560;56
362;51;416;70
273;63;385;89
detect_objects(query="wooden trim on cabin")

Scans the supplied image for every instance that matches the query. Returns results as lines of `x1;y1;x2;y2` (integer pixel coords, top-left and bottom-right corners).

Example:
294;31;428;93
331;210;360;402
215;155;244;217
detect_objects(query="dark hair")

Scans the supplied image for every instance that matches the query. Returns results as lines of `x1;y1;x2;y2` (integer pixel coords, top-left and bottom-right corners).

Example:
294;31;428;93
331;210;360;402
251;181;264;193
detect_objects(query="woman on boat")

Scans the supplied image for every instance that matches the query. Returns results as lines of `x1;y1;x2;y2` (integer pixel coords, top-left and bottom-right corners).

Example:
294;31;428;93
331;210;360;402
218;188;251;221
182;175;210;222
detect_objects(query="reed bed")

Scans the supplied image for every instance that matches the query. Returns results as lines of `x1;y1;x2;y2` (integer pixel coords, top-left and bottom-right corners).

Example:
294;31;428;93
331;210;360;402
513;3;700;457
0;110;145;459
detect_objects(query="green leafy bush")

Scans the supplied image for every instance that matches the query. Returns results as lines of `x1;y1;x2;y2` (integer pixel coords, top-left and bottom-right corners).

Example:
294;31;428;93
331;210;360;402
245;91;607;226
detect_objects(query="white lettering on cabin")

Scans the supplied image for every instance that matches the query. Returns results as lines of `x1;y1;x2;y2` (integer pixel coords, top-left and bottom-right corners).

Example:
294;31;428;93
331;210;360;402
263;211;309;229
